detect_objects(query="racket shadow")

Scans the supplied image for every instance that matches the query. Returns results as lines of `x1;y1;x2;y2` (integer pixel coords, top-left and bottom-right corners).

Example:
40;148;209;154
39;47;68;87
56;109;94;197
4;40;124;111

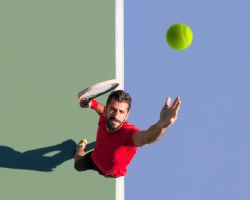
0;139;77;172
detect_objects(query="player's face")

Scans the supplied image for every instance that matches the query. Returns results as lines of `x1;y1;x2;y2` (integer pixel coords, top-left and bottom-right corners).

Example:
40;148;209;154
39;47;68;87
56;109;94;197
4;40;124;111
106;99;130;132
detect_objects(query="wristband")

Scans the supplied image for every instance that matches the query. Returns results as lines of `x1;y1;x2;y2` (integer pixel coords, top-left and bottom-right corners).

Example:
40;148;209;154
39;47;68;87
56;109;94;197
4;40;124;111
90;99;98;110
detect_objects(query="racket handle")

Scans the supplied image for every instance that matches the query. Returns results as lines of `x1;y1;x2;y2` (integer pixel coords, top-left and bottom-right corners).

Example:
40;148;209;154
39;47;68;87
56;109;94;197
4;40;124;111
80;99;90;108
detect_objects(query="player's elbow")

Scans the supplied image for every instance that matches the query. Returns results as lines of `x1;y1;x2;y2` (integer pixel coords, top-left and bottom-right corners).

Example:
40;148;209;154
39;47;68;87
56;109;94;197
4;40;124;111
133;132;148;147
144;132;163;145
136;141;147;147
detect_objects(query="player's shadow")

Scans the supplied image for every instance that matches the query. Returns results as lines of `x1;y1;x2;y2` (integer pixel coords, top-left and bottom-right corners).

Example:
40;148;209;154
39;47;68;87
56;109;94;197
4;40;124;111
0;139;79;172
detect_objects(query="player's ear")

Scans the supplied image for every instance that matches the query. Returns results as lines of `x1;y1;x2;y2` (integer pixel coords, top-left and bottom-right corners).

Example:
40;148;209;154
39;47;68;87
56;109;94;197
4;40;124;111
125;111;130;121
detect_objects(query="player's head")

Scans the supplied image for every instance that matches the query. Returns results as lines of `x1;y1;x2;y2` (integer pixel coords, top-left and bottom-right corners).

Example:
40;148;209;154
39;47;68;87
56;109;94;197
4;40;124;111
105;90;132;132
106;90;132;111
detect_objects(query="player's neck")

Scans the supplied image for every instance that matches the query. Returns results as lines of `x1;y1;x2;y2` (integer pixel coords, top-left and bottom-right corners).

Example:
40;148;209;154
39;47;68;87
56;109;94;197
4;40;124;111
106;125;123;133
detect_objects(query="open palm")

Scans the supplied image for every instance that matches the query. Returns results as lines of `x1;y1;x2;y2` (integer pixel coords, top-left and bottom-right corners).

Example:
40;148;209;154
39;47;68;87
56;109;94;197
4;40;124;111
159;97;181;128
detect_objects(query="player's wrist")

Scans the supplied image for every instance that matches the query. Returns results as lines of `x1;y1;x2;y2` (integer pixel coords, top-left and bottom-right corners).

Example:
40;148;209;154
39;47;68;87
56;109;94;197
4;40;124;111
90;99;98;110
157;120;168;129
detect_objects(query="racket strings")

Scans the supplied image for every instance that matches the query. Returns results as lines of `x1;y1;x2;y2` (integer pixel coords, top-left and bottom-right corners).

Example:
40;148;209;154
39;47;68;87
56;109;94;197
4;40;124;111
82;84;117;99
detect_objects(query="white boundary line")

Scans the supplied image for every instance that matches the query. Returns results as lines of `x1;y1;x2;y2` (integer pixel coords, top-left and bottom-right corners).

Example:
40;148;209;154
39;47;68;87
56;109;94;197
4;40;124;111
115;0;125;200
115;0;124;90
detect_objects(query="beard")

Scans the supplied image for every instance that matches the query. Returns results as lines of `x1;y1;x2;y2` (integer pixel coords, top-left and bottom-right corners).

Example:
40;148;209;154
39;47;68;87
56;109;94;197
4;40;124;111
106;117;124;132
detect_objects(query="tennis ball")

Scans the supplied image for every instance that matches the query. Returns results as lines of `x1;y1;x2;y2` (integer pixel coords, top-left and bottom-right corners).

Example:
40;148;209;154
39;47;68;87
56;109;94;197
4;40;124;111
166;23;193;50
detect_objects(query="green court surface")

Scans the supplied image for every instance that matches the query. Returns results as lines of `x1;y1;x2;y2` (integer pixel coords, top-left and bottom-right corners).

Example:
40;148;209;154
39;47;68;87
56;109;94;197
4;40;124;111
0;0;116;199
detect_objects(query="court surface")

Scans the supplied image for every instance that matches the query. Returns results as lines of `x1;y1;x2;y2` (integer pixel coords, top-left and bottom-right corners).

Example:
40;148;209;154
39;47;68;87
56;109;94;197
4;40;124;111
2;1;250;200
125;0;250;200
0;1;116;199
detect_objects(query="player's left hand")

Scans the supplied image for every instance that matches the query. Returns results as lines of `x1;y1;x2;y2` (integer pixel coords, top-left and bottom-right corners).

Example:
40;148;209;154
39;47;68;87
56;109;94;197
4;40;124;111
159;96;181;129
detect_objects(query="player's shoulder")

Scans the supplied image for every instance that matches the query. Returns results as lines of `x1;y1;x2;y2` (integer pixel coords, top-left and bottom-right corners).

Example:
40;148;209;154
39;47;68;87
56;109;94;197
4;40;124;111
122;121;140;132
122;121;134;128
100;113;106;119
98;113;107;123
121;121;140;147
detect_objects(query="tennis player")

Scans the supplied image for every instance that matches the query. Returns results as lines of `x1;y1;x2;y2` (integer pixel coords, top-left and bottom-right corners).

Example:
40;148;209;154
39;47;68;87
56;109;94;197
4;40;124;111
74;90;181;178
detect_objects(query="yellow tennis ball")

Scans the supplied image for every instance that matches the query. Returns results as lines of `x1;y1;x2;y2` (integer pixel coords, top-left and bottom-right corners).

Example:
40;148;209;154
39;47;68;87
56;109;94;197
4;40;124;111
166;23;193;50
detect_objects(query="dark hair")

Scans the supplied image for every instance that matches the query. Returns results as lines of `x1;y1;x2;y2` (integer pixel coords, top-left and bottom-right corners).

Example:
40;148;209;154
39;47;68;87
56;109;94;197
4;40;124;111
106;90;132;111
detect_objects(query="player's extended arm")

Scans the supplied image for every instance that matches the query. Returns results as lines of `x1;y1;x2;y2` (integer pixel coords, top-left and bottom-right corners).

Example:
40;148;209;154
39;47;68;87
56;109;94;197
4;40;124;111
133;97;181;147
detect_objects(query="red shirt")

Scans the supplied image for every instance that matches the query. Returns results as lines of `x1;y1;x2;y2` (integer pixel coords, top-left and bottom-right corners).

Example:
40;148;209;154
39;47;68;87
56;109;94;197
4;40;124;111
91;114;140;177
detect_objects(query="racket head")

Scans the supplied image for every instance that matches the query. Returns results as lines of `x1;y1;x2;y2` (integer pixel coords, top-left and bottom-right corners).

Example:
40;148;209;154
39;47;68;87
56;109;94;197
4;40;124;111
78;79;120;101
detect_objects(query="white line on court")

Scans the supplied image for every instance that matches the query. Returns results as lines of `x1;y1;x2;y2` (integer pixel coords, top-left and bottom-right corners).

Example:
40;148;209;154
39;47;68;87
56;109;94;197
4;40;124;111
115;0;125;200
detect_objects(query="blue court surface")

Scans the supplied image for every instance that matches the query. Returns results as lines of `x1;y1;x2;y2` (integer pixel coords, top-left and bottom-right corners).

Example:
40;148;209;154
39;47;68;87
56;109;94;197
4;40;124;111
125;1;250;200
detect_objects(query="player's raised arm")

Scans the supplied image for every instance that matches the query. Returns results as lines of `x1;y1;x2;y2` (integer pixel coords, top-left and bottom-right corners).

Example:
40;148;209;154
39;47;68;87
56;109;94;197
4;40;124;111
79;98;105;115
77;80;120;116
133;97;181;147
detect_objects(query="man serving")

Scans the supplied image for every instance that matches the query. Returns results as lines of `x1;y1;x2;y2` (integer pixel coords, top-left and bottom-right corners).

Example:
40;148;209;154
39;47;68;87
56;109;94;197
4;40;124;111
74;90;181;178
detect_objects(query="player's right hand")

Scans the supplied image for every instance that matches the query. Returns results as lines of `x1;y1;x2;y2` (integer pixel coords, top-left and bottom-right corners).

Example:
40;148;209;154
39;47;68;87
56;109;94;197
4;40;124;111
79;98;90;108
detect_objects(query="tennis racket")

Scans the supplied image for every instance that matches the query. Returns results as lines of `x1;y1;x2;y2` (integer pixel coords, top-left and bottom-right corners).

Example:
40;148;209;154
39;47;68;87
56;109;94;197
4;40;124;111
78;79;120;108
